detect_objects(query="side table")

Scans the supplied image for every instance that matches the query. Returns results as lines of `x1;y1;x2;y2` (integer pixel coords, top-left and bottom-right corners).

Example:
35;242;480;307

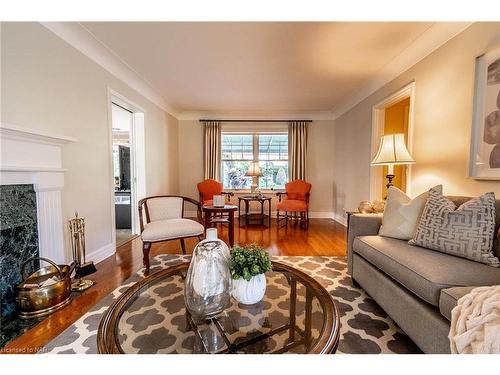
202;204;238;247
238;196;272;227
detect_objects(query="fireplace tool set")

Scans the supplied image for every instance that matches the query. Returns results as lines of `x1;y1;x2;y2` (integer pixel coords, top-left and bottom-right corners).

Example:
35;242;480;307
69;212;96;291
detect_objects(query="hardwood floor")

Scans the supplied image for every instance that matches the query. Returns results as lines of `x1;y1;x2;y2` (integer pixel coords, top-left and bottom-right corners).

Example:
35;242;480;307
2;218;346;353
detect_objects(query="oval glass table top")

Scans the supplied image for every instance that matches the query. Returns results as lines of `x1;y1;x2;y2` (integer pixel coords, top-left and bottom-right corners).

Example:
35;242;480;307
97;261;339;354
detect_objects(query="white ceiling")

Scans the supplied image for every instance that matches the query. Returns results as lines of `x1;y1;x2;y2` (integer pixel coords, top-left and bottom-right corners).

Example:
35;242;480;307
68;22;468;118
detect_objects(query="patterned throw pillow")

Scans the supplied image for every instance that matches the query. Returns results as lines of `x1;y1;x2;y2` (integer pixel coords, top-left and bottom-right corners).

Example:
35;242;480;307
379;185;442;240
409;188;499;267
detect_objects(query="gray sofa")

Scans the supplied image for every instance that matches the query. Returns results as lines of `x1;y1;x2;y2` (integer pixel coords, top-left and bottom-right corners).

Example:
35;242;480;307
347;196;500;354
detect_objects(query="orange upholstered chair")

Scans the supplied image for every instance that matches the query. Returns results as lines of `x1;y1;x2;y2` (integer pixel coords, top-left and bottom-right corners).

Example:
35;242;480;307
276;179;312;228
197;179;234;206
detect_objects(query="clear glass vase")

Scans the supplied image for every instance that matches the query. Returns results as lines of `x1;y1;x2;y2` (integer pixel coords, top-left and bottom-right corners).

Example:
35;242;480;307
184;233;232;321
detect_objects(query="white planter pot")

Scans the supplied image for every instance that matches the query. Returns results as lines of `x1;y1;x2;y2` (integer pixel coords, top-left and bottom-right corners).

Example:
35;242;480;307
231;274;266;304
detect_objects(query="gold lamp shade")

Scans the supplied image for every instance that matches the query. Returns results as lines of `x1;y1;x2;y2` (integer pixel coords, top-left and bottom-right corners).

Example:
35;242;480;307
245;161;262;177
371;133;415;166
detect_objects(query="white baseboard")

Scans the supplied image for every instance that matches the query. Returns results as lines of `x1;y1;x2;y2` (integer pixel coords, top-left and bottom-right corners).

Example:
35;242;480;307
185;210;336;220
308;211;334;219
86;242;115;264
333;212;348;227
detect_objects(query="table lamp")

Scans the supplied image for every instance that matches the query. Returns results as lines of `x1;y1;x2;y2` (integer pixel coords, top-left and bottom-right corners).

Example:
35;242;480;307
245;161;262;193
371;133;415;189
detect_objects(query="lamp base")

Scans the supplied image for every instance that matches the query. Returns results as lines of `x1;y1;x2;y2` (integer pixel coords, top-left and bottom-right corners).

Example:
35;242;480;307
385;174;395;190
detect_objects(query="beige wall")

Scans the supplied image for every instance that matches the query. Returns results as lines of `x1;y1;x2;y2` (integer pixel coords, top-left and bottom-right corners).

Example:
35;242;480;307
333;22;500;221
1;22;179;260
178;119;335;215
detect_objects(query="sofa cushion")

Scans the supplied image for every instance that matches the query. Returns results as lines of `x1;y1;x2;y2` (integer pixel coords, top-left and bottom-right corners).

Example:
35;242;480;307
379;185;441;240
439;287;476;321
409;188;499;267
353;236;500;306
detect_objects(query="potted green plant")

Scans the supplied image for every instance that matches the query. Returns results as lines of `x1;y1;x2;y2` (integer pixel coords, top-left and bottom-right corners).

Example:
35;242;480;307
229;244;272;304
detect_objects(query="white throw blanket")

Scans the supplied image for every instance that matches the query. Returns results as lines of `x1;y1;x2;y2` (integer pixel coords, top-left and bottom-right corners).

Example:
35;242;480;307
449;285;500;354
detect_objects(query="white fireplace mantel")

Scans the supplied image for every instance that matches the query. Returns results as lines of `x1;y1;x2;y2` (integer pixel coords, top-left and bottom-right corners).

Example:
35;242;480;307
1;122;77;264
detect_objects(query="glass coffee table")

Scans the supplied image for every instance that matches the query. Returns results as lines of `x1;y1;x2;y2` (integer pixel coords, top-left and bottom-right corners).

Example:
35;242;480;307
97;261;339;354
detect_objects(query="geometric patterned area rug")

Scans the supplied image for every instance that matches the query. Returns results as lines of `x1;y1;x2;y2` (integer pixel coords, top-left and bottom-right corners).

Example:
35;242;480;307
42;255;421;354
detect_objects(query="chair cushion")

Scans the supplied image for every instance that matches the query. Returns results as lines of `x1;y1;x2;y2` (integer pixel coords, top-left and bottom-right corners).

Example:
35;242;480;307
141;218;204;242
203;199;213;206
147;197;183;221
439;287;476;321
277;199;307;212
353;235;500;306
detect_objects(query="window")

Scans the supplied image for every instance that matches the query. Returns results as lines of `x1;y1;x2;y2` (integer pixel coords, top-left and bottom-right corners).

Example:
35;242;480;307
221;133;288;190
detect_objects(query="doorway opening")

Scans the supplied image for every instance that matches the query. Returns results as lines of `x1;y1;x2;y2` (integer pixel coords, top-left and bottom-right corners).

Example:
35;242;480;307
109;90;146;248
370;82;415;201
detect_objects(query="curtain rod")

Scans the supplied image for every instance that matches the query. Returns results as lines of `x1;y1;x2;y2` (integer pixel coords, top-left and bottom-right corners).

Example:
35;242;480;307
199;119;312;123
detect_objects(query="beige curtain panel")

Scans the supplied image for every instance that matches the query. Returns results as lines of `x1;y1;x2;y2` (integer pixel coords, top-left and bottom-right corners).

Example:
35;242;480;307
289;121;308;181
203;121;222;180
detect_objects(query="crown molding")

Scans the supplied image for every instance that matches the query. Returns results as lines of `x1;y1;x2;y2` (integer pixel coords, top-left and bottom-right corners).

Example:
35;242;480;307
331;22;474;120
40;22;179;118
177;110;335;121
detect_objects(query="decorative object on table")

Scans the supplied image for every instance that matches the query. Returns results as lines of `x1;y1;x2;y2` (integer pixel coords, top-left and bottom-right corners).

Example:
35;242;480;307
357;200;374;213
371;133;415;190
16;257;73;319
69;212;96;291
230;244;272;305
184;229;232;321
409;187;499;267
371;200;386;213
276;179;312;228
245;161;262;193
378;185;441;240
212;194;225;207
469;46;500;179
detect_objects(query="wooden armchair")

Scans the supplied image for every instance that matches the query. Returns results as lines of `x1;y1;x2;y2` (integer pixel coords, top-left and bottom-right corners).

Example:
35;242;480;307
276;180;312;228
139;195;204;275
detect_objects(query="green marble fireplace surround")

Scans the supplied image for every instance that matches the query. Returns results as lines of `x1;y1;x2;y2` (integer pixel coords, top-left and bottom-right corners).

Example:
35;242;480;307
0;184;39;320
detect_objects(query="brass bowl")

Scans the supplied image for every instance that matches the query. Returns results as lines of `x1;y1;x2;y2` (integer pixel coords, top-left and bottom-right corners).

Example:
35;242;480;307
16;257;73;319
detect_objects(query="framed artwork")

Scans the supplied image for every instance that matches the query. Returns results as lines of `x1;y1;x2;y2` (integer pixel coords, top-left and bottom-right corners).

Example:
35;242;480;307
469;47;500;180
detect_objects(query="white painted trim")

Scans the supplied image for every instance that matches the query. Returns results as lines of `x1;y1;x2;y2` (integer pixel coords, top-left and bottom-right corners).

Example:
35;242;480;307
333;213;348;227
40;22;178;117
178;111;335;121
0;123;76;264
0;122;78;145
369;82;416;201
86;242;115;265
332;22;473;120
107;89;147;251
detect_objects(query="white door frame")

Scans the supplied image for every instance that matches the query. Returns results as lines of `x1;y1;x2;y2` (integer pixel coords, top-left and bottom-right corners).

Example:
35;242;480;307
107;88;146;249
370;81;416;201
